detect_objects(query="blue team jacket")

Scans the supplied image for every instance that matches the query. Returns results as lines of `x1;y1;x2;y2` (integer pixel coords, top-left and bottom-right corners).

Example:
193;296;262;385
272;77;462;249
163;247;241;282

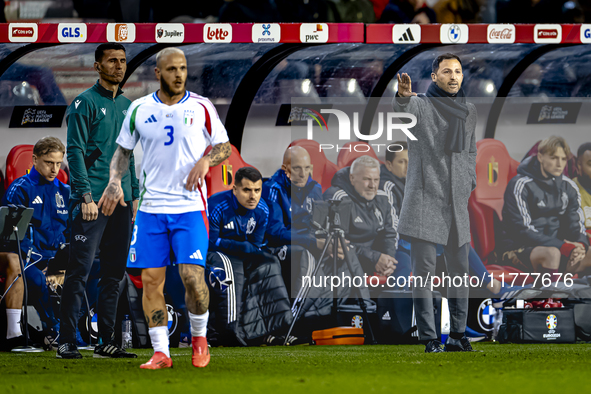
2;166;70;260
262;169;322;250
208;190;269;257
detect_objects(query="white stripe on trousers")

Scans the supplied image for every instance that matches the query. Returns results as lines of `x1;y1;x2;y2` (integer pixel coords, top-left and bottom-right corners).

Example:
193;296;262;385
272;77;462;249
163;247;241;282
217;252;236;324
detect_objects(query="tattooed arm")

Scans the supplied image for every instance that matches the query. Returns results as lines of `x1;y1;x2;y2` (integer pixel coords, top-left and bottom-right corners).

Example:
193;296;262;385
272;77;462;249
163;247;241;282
97;145;132;216
186;141;231;192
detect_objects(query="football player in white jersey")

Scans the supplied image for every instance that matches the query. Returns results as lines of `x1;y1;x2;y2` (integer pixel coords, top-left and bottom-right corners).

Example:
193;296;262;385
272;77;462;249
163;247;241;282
98;47;231;369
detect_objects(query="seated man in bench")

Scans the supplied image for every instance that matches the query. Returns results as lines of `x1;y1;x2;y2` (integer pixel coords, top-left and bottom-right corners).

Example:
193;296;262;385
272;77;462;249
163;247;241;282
574;142;591;274
2;136;70;343
498;136;588;276
206;167;291;346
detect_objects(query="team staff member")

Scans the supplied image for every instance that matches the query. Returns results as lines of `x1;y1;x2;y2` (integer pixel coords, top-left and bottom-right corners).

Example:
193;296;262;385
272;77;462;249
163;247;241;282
394;53;477;353
58;43;139;359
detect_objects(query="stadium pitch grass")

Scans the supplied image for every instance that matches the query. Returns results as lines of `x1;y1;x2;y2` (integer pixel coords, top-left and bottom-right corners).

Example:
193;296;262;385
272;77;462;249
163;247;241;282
2;343;591;393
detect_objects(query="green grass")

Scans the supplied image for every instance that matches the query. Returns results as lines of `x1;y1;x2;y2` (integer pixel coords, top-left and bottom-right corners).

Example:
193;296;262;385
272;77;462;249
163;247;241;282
2;343;591;393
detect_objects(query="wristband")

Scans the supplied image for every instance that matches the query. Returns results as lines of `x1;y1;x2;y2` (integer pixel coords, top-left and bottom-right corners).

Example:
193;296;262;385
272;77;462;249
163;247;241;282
560;243;576;257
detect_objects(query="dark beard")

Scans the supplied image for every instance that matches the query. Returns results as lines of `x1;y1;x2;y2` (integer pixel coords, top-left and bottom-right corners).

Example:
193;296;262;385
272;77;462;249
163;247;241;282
161;77;185;97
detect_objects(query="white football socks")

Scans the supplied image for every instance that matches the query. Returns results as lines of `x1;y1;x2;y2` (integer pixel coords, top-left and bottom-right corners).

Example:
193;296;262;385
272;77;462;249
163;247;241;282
148;326;170;358
6;309;22;339
189;310;209;338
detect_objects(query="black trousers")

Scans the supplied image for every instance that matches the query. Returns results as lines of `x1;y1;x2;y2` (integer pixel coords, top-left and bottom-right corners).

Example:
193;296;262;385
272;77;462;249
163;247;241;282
59;201;132;344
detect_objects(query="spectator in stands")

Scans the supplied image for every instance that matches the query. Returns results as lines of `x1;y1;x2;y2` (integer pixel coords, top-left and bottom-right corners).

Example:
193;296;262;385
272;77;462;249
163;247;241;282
2;137;70;345
498;136;589;276
324;156;411;280
433;0;482;23
262;146;323;298
574;142;591;273
496;0;584;23
206;167;292;346
0;252;24;350
379;0;436;23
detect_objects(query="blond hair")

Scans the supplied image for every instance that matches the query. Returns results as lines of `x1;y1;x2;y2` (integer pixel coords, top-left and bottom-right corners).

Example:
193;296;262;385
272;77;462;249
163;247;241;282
538;136;571;157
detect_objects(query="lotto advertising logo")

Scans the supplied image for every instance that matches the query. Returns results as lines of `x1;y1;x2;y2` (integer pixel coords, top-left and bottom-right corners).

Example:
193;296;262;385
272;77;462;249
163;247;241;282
581;24;591;43
252;23;280;43
440;24;469;44
155;24;184;43
204;24;232;43
9;23;38;42
300;24;329;43
107;23;136;42
534;24;561;43
58;23;87;43
392;24;421;44
487;24;515;43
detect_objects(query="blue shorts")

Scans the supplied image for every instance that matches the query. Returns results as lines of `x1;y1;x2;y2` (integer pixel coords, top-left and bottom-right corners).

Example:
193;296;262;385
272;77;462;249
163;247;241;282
127;210;209;269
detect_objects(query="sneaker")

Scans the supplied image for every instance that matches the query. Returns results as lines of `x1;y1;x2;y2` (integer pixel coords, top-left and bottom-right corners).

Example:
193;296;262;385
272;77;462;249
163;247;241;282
284;335;310;346
191;336;210;368
44;325;60;350
179;332;191;348
140;352;173;370
444;335;478;352
262;335;282;346
424;340;444;353
56;343;82;359
2;335;27;352
94;342;138;358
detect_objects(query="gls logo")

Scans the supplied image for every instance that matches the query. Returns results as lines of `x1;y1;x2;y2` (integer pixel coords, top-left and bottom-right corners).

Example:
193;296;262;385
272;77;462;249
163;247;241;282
303;108;417;150
300;24;329;43
58;23;87;43
580;25;591;43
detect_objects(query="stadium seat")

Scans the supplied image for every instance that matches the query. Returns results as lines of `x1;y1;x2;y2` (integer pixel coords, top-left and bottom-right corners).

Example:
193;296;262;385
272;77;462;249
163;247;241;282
288;139;339;192
4;145;68;190
468;139;519;265
336;141;383;168
204;144;256;197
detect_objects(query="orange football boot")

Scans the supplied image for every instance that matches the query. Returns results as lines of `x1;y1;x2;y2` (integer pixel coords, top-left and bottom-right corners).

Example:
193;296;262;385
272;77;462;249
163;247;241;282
140;352;173;369
191;336;210;367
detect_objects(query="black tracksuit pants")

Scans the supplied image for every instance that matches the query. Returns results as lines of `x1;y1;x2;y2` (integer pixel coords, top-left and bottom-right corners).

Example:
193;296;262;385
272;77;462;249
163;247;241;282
59;200;132;345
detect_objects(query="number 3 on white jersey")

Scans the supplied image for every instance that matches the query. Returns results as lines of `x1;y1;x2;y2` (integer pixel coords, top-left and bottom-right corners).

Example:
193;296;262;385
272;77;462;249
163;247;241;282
164;126;174;146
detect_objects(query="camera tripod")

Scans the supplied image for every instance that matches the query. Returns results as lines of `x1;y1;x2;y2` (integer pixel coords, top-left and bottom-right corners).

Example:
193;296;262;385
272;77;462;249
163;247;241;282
284;200;376;345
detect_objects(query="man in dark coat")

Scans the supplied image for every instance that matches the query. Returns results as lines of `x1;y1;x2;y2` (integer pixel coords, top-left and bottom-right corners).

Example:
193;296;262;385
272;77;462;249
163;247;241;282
393;53;477;353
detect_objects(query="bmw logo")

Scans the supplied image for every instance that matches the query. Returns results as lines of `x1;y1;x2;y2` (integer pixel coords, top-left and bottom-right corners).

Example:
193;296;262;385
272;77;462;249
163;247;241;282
166;304;178;336
477;298;496;332
448;24;461;43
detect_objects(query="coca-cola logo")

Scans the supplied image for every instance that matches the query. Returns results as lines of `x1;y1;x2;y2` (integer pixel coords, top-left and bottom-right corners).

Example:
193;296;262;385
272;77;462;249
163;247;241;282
489;28;512;40
538;29;558;39
207;27;229;41
12;28;34;38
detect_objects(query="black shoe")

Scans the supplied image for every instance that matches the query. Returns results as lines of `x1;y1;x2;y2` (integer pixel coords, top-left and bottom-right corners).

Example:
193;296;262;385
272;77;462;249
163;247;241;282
2;335;26;352
93;342;137;358
424;340;444;353
56;343;82;359
444;335;478;352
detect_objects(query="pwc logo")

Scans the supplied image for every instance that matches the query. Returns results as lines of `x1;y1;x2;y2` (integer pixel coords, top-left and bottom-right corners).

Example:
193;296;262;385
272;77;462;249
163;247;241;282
106;23;136;43
9;23;38;43
300;24;329;43
580;24;591;43
204;24;232;43
58;23;87;43
487;24;515;43
534;24;561;43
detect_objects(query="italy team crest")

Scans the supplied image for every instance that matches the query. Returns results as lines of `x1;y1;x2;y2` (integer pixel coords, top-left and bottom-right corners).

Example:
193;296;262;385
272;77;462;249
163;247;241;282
184;110;194;126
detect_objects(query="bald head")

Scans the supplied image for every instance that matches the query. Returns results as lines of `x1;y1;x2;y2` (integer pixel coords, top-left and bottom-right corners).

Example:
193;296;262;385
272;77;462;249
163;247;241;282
156;47;185;68
282;146;312;187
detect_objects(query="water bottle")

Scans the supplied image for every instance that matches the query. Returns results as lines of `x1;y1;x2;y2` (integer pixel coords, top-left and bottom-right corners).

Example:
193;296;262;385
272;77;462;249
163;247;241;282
122;315;133;349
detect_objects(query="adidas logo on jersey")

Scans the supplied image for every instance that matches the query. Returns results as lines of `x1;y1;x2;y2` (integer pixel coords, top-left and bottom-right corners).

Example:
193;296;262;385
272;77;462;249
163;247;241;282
190;250;203;260
537;200;546;208
145;114;157;123
382;311;391;321
32;196;43;204
354;216;363;223
224;222;235;230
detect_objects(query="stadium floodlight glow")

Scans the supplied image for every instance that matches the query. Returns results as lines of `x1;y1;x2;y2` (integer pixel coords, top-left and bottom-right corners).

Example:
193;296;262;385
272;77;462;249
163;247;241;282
486;83;494;93
302;79;311;94
347;78;356;94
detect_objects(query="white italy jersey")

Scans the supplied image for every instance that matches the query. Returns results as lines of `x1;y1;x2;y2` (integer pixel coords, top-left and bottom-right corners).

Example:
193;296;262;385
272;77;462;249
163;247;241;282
116;90;229;214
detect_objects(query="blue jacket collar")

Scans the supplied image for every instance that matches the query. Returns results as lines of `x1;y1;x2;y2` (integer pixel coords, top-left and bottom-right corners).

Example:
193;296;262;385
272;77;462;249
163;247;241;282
28;166;58;186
